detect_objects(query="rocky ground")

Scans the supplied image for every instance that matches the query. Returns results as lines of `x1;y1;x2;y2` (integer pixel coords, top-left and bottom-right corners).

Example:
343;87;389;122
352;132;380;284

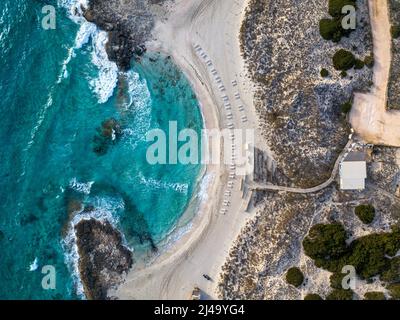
83;0;168;70
240;0;373;187
388;0;400;109
75;218;133;300
219;143;400;300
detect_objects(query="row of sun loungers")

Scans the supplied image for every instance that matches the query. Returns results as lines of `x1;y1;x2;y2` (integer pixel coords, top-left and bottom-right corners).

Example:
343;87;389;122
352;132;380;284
195;43;241;215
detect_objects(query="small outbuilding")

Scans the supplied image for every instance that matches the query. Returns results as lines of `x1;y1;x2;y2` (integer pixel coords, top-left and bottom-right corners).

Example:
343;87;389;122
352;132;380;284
340;151;367;190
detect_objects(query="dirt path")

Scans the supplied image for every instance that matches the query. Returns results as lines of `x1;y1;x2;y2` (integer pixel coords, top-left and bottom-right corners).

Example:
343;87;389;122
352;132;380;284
350;0;400;146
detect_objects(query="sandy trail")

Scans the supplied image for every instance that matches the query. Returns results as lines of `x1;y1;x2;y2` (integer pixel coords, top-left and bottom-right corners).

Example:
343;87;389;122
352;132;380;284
113;0;261;300
350;0;400;146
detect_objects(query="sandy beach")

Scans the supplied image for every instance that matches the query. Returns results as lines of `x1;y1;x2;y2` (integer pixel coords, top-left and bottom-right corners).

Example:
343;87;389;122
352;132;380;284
112;0;261;299
350;0;400;146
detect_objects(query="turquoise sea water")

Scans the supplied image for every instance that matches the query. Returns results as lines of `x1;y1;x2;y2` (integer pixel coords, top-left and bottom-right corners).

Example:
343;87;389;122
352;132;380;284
0;0;203;299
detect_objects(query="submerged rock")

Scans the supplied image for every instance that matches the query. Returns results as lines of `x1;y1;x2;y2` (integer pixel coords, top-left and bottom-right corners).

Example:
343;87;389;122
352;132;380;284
20;213;39;226
93;118;122;156
100;118;122;139
75;218;133;300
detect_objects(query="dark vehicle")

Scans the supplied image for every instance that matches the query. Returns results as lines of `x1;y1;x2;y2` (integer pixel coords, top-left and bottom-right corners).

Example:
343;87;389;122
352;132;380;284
203;274;212;281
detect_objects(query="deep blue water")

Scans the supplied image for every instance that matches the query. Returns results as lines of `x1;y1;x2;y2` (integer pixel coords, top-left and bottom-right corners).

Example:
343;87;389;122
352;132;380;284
0;0;203;299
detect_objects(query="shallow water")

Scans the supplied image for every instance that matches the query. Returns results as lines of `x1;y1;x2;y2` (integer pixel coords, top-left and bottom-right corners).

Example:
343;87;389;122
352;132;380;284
0;0;203;299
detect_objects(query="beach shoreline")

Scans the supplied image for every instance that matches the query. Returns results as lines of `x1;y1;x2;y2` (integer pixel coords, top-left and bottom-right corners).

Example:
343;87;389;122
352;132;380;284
112;0;260;299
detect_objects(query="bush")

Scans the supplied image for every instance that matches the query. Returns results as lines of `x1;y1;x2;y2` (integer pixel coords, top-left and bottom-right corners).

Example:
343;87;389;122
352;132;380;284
329;0;357;17
391;25;400;39
303;223;348;271
341;101;352;114
381;256;400;283
333;49;356;70
355;204;375;224
354;59;365;70
304;293;323;300
304;224;400;281
347;228;400;279
320;1;357;42
320;68;329;77
326;289;353;300
330;272;346;289
320;18;346;42
286;267;304;287
364;55;374;68
364;292;386;300
388;283;400;300
340;70;348;78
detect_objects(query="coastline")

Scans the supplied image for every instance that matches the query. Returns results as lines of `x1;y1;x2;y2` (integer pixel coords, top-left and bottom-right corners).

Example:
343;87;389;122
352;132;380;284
112;0;260;299
58;0;213;299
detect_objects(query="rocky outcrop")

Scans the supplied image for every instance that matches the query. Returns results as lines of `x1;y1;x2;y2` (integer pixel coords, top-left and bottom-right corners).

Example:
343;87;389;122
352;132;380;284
83;0;167;70
93;118;122;156
75;218;133;300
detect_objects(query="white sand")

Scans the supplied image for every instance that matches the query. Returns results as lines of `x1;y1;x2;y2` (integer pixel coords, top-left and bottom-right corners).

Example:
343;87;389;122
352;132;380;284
350;0;400;146
113;0;261;299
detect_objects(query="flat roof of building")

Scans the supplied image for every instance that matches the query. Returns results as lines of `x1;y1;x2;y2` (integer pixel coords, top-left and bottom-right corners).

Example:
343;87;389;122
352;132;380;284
344;151;366;162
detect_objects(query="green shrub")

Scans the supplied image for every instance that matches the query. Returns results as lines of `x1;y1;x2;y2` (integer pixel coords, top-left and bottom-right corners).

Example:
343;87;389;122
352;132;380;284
381;256;400;283
330;272;345;289
303;223;348;272
355;204;375;224
329;0;357;17
354;59;365;69
364;55;374;68
286;267;304;287
391;25;400;39
347;228;400;279
364;292;386;300
341;101;352;114
319;18;346;42
319;1;357;42
303;224;400;282
304;293;323;300
333;49;356;70
320;68;329;77
388;283;400;300
326;289;353;300
340;70;348;78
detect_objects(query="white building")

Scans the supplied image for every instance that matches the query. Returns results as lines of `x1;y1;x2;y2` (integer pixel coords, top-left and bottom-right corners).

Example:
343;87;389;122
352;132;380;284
340;152;367;190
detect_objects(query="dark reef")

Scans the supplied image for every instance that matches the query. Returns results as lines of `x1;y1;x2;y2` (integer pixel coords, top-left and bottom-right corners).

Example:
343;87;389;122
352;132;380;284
75;218;133;300
82;0;167;70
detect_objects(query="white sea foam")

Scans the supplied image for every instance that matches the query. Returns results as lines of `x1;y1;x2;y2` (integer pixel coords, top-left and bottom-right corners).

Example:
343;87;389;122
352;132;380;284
122;70;152;149
58;0;118;104
0;8;10;49
198;172;213;202
28;257;38;272
89;31;118;103
138;172;189;195
57;22;97;84
69;178;94;195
